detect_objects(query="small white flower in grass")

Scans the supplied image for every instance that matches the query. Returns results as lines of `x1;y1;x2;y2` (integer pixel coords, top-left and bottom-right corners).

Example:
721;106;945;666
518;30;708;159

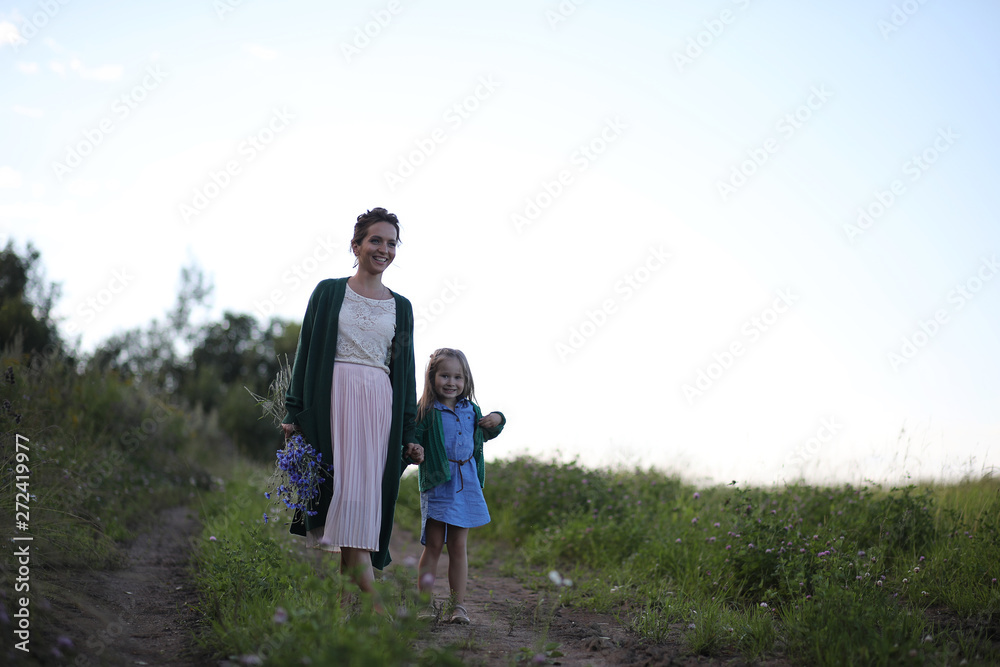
760;602;768;608
273;607;288;624
687;623;696;629
549;570;562;585
923;634;933;643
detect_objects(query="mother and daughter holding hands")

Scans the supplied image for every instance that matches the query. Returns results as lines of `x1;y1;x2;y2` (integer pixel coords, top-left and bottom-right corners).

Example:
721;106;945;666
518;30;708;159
280;207;503;624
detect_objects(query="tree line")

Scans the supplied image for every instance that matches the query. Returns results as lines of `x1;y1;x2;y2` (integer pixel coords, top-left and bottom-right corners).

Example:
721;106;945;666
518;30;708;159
0;240;298;460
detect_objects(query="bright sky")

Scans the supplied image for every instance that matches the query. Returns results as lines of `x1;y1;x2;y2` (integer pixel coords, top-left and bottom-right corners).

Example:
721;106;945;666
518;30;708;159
2;0;998;486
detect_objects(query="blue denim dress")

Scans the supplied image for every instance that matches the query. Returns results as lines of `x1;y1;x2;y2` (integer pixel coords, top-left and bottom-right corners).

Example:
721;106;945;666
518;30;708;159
420;399;491;545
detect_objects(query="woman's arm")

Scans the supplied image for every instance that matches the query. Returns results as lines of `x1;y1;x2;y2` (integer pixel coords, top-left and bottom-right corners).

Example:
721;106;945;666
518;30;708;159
282;285;320;425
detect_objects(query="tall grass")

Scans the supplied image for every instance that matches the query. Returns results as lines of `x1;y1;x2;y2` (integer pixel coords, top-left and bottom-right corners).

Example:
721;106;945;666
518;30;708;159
190;462;465;666
475;456;1000;665
0;346;214;661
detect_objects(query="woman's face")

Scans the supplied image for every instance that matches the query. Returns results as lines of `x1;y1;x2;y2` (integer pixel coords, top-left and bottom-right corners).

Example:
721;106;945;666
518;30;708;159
354;221;397;274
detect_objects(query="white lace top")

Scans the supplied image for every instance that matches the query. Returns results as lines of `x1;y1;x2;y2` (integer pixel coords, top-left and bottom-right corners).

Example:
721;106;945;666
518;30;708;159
335;284;396;373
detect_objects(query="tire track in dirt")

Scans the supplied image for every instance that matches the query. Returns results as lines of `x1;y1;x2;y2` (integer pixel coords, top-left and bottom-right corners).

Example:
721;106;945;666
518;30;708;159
36;506;213;667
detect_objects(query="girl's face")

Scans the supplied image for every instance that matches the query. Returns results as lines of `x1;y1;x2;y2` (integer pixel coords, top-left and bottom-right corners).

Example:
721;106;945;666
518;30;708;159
354;221;397;275
433;357;465;408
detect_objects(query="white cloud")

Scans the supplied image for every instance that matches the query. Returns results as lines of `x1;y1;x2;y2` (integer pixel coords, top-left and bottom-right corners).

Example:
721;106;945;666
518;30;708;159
244;43;278;61
0;20;24;48
69;57;124;81
31;183;45;198
43;37;64;53
0;166;23;189
50;60;66;76
12;105;43;118
16;61;37;74
66;179;101;197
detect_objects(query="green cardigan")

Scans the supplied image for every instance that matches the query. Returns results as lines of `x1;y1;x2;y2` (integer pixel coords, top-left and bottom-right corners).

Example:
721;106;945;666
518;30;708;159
415;402;504;492
282;277;417;570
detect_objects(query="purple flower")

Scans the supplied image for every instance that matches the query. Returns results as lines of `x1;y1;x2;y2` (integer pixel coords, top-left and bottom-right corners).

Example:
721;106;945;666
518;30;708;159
693;492;700;499
691;517;699;525
273;607;288;624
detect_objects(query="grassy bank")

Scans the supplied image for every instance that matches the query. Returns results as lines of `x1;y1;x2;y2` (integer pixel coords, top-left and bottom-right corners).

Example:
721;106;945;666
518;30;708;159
189;462;464;666
475;456;1000;665
0;348;215;662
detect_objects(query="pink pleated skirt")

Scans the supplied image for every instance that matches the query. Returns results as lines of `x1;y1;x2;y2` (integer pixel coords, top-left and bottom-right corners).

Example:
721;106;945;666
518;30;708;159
306;362;392;553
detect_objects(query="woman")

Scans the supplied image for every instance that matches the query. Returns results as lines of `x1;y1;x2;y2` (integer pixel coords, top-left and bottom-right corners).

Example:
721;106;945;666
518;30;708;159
281;207;423;605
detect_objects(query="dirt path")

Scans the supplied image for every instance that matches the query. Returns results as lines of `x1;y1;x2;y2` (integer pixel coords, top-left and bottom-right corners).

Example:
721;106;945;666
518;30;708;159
33;509;761;666
38;506;213;667
387;529;709;667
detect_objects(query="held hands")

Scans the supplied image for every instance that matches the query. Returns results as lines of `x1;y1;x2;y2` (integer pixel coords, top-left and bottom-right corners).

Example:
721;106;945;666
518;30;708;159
478;412;502;429
280;423;298;439
404;442;425;464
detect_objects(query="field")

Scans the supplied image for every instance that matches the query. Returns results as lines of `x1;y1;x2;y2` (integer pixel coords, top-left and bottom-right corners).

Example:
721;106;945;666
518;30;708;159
2;349;998;665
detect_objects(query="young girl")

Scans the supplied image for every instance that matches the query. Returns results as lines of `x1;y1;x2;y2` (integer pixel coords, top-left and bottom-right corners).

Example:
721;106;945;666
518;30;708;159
413;348;504;624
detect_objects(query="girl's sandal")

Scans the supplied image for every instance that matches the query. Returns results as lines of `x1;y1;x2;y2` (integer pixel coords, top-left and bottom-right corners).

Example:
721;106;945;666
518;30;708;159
449;604;471;625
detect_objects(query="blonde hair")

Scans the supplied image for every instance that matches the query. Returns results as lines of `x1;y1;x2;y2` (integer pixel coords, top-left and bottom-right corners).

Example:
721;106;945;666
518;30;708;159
416;348;477;422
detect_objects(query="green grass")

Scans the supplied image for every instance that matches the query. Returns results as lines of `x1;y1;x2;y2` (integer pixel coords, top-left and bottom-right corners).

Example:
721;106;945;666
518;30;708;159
0;347;215;661
5;343;997;665
475;456;1000;665
190;461;466;666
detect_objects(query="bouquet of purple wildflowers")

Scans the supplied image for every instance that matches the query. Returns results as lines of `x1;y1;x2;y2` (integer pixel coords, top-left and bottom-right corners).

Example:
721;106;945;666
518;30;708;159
247;356;330;524
264;434;329;521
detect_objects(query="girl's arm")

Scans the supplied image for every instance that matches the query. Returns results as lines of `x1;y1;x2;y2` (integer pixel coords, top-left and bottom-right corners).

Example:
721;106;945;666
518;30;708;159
478;411;505;440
